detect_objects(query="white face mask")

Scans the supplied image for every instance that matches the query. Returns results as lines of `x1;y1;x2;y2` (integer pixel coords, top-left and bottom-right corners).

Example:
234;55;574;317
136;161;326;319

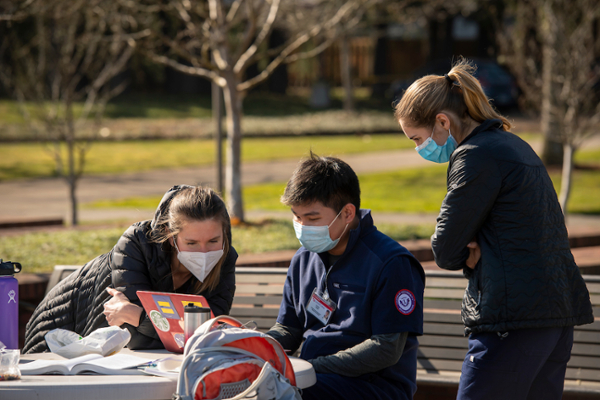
173;239;224;282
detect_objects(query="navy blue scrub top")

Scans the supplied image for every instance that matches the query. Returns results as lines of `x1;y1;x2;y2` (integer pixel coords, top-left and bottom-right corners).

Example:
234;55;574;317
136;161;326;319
277;210;425;396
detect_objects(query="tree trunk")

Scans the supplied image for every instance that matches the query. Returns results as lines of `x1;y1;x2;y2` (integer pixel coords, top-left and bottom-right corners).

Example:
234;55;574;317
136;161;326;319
222;73;244;223
558;143;574;216
541;137;563;166
340;35;354;112
65;100;78;226
539;0;563;166
540;60;563;165
212;81;224;194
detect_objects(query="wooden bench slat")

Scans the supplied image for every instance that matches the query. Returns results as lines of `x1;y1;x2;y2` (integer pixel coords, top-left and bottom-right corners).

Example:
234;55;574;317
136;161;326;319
235;267;289;274
416;358;464;373
423;312;462;323
231;296;283;306
230;308;280;318
419;336;468;349
571;342;600;356
567;355;600;370
574;330;600;343
418;347;468;361
234;285;285;294
415;354;600;376
565;367;600;382
423;323;466;336
584;282;600;292
424;288;465;299
424;299;463;309
423;277;467;289
573;319;600;331
236;275;287;284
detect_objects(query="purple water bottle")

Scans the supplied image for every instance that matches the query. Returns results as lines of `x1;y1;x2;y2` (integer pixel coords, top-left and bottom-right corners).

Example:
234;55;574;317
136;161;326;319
0;260;21;349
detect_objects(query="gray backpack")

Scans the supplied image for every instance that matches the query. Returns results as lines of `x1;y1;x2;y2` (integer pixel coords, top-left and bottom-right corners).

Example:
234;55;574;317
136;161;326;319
174;316;302;400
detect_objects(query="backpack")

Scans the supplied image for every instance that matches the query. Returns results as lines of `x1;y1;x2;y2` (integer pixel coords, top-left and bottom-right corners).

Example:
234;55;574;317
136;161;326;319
174;316;302;400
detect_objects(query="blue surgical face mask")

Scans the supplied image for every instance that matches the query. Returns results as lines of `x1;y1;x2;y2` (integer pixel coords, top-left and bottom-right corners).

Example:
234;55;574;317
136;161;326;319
416;126;458;163
293;209;349;253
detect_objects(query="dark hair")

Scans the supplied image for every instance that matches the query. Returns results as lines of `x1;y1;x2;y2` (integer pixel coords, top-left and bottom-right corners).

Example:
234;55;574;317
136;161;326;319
281;152;360;213
394;58;511;131
151;186;231;293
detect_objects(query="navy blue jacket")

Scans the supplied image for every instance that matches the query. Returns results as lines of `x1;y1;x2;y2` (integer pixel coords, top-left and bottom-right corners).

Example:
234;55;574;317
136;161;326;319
278;210;425;398
432;119;593;334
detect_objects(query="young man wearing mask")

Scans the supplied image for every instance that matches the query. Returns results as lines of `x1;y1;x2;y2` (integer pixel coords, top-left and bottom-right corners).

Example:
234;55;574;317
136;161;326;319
266;153;425;400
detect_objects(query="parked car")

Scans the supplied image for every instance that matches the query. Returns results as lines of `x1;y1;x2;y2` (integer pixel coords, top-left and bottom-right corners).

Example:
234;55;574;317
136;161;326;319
391;58;520;110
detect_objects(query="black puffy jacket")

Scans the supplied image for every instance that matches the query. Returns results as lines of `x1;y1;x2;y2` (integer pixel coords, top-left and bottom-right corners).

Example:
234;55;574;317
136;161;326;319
432;119;593;335
23;187;238;353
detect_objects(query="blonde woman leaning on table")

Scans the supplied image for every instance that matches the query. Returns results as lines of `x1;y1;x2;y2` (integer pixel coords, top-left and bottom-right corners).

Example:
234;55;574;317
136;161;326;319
394;58;593;400
23;185;238;353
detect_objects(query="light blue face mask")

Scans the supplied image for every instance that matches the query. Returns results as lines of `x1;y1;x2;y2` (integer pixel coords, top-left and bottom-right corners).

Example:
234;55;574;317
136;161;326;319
416;127;458;163
293;209;348;253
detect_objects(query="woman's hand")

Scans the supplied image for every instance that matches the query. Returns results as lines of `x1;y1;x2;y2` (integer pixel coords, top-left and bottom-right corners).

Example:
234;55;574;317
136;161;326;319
466;241;481;270
103;287;143;327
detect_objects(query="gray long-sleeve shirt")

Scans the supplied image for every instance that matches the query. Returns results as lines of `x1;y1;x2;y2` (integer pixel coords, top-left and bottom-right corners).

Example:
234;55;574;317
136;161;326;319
266;322;408;377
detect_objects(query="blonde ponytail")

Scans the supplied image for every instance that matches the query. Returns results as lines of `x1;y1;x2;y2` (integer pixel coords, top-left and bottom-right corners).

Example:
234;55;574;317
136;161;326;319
394;58;511;132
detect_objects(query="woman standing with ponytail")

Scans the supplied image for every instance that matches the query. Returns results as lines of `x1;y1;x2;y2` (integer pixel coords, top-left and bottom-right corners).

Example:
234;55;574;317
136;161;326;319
394;59;593;400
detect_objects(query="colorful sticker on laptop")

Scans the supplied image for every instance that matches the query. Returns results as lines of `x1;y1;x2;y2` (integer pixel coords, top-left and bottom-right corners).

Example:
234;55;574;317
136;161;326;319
395;289;416;315
149;310;170;332
174;333;185;348
179;300;205;309
152;294;181;319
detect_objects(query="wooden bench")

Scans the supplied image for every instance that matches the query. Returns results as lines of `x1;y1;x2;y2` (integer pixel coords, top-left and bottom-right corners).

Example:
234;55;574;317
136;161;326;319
44;264;600;398
231;267;600;400
417;272;600;399
230;267;287;331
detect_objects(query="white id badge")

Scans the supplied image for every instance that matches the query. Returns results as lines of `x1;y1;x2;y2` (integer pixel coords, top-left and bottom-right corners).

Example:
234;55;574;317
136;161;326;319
306;288;336;325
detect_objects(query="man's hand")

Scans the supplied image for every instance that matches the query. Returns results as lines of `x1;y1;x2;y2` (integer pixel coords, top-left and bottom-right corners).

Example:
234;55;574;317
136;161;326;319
103;287;143;327
466;241;481;270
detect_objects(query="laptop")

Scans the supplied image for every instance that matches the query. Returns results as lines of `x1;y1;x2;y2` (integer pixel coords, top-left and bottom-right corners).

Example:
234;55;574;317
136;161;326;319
137;290;214;353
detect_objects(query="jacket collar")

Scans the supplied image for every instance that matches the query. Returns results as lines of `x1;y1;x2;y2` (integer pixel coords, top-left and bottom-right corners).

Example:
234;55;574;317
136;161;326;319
317;209;374;263
461;119;503;146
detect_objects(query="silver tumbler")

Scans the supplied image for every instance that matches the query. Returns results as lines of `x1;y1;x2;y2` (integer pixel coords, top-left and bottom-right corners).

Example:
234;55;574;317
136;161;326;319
184;304;211;343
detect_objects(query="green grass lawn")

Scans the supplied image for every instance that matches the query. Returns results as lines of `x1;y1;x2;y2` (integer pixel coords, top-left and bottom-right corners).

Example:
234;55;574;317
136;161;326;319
86;158;600;216
243;165;600;214
0;134;414;180
242;165;449;213
0;219;434;273
0;90;392;124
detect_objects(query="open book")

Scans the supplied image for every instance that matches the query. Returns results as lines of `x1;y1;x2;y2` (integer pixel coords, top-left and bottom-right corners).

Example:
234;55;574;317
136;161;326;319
19;353;151;375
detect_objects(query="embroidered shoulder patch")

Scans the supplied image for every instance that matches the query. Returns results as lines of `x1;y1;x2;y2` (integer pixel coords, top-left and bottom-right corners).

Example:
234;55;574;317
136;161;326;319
395;289;416;315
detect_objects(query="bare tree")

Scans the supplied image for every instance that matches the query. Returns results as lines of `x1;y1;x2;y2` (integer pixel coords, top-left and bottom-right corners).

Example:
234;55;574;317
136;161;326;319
497;0;600;213
538;0;600;212
145;0;371;223
494;0;562;166
0;0;149;225
0;0;31;21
